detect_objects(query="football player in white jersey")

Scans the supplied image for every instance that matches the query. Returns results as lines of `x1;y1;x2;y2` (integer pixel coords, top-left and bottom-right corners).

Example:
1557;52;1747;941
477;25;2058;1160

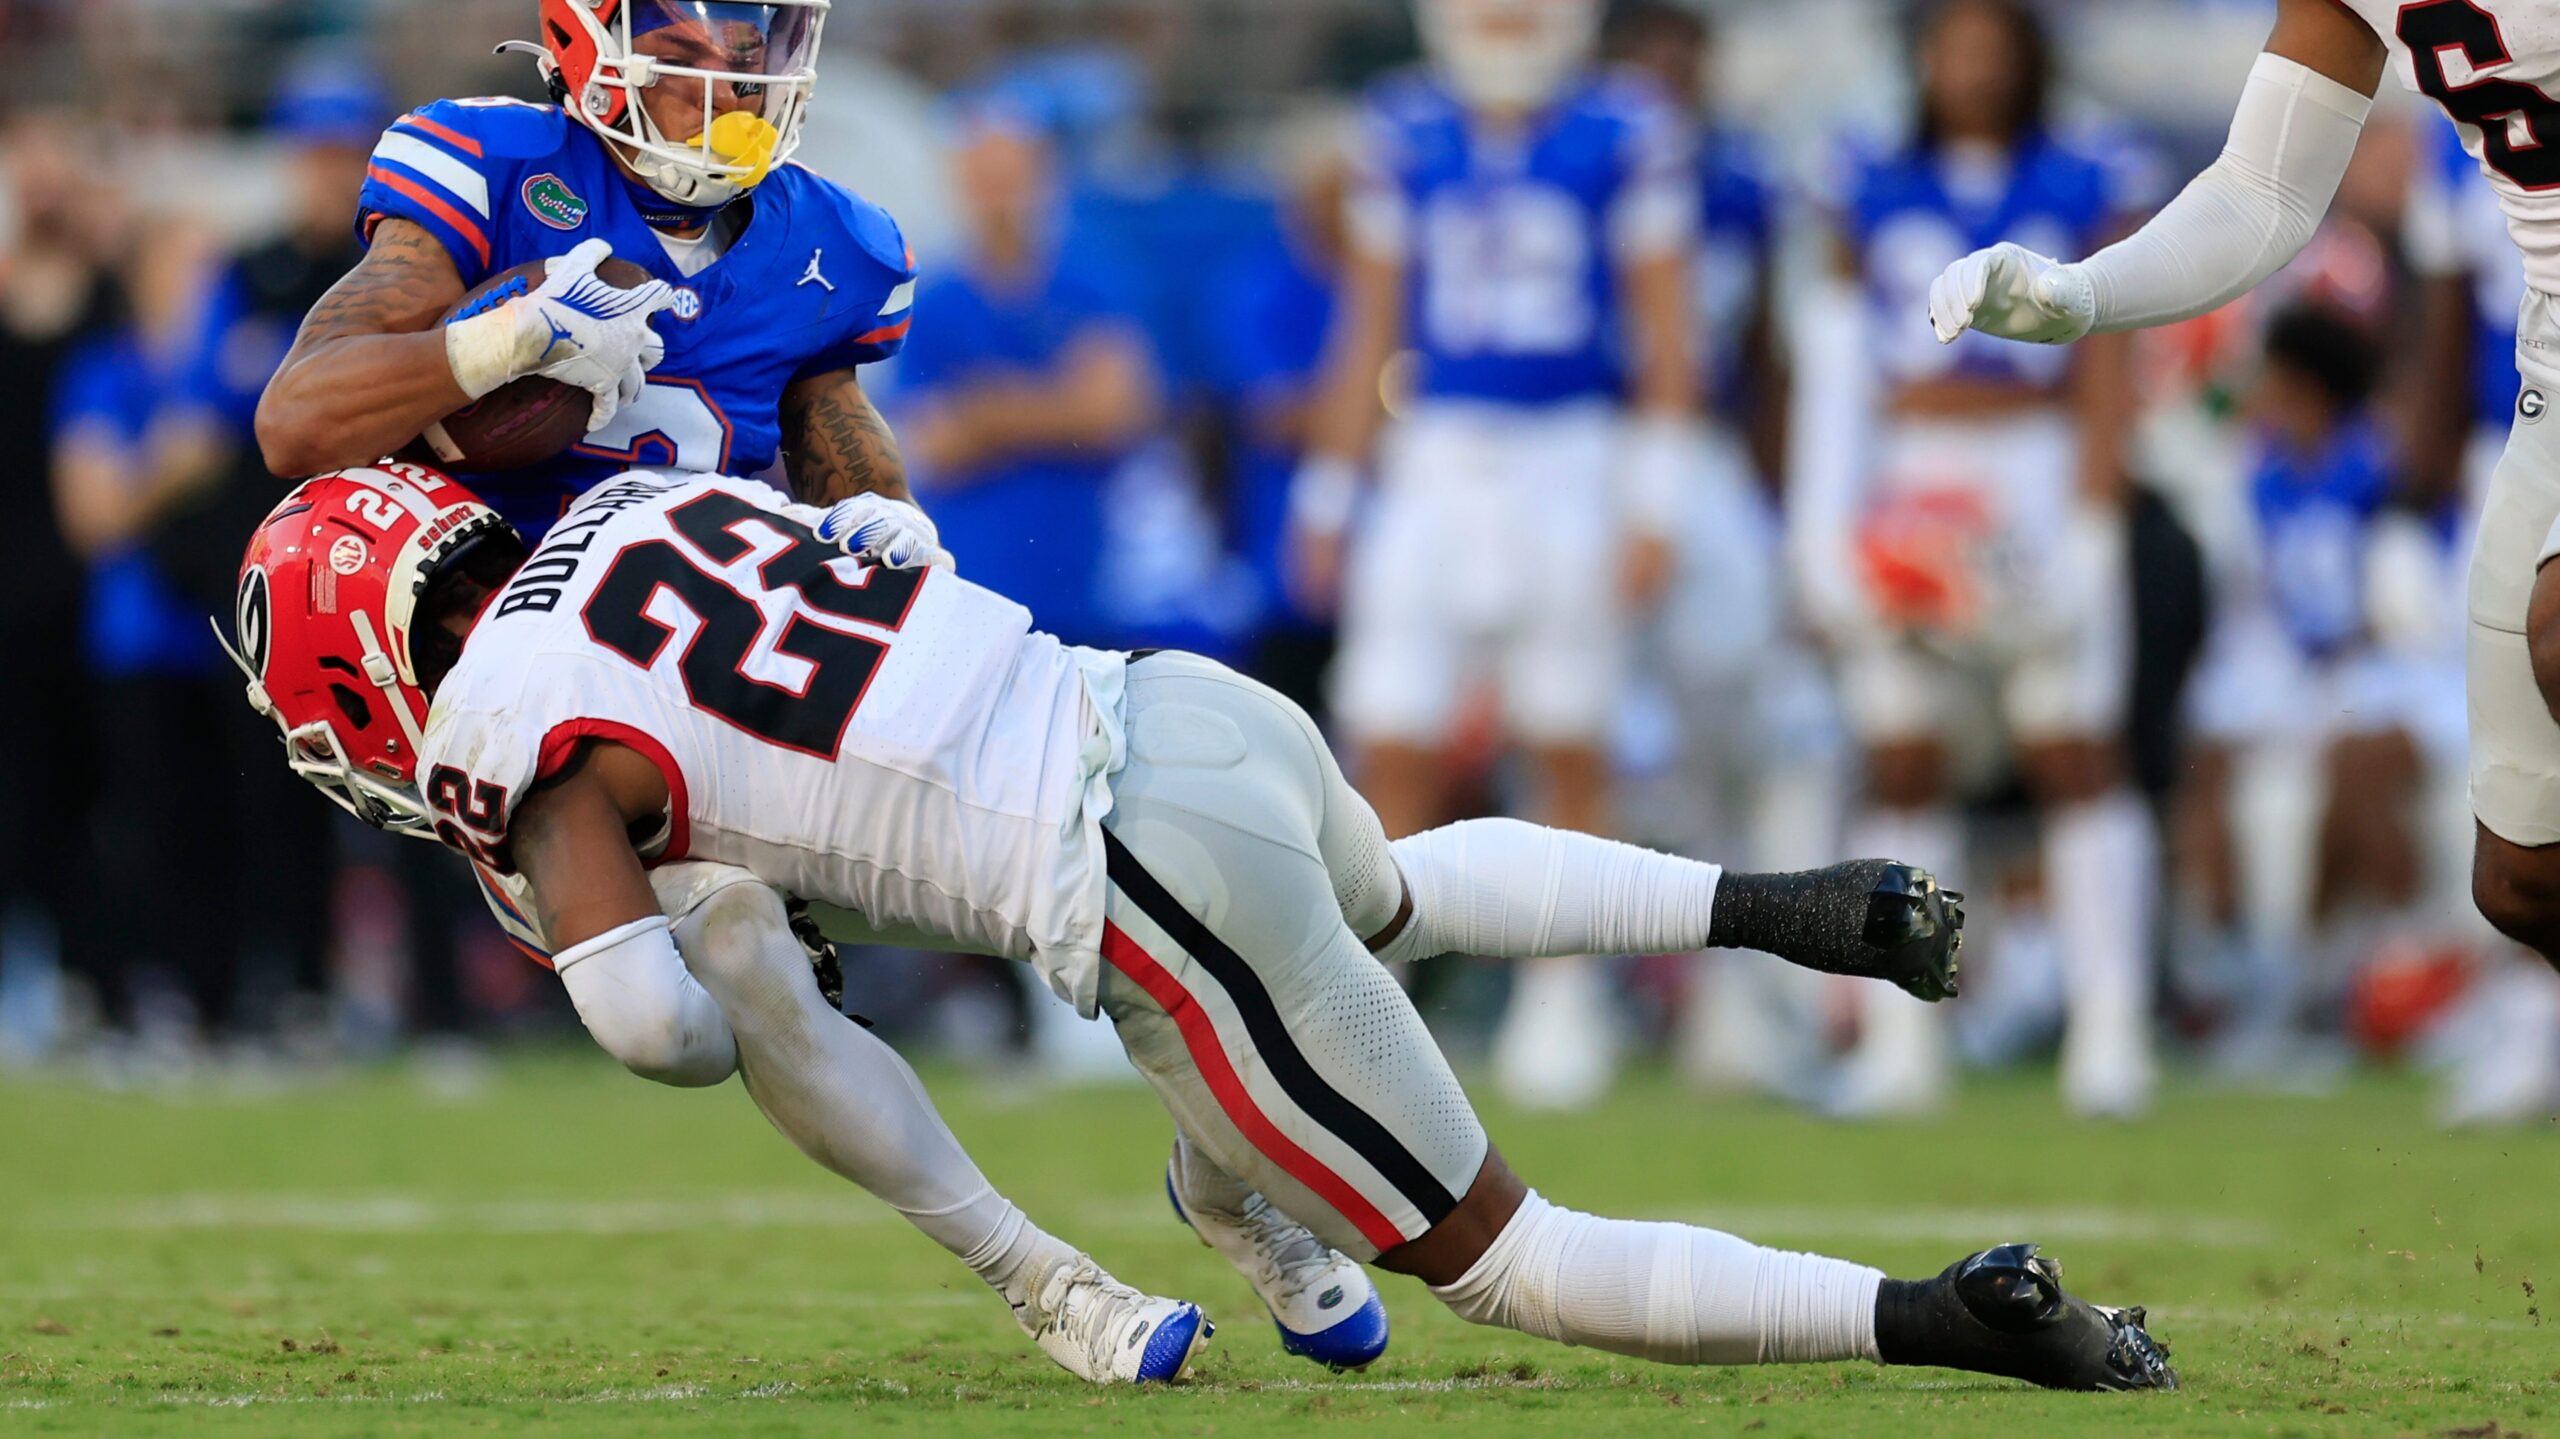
1928;0;2560;977
229;463;2177;1392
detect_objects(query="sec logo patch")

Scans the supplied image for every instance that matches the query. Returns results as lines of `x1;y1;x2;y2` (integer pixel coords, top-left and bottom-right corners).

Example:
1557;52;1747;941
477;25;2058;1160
2523;388;2548;424
668;286;704;322
329;535;369;575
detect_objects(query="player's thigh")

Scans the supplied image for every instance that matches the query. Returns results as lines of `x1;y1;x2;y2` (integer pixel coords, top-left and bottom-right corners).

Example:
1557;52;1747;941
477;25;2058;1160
1331;425;1472;748
2006;554;2133;757
1836;632;1955;757
2468;404;2560;845
1099;677;1486;1259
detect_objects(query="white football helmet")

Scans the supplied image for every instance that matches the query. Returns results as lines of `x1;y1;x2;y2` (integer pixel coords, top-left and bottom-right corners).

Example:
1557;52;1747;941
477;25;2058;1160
519;0;827;211
1418;0;1601;112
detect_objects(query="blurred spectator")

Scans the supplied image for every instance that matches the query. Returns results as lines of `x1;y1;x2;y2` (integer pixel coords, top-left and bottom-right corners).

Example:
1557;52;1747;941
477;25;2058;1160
1197;105;1351;713
151;61;378;1041
893;109;1164;649
0;108;122;1061
1795;0;2154;1118
49;215;234;1056
2181;303;2457;1069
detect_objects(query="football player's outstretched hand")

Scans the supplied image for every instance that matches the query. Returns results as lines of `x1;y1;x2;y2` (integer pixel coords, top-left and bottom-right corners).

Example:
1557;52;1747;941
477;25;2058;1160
816;493;954;571
1927;242;2096;346
443;237;679;433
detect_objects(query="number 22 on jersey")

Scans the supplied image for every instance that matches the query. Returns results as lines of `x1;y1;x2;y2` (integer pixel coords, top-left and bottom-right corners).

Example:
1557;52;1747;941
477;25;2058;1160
583;488;924;759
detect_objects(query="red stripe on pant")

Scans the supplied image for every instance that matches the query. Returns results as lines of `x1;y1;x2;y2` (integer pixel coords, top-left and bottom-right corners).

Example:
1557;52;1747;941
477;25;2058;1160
1100;920;1410;1254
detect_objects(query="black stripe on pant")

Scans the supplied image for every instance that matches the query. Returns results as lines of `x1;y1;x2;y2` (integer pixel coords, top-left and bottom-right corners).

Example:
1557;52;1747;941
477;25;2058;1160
1102;828;1460;1228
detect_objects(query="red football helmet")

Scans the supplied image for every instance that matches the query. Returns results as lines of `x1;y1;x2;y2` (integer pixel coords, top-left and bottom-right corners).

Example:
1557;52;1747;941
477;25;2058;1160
223;463;516;838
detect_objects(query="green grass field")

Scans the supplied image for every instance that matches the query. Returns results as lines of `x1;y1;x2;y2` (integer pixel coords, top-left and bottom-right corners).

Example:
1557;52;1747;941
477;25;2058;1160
0;1055;2551;1437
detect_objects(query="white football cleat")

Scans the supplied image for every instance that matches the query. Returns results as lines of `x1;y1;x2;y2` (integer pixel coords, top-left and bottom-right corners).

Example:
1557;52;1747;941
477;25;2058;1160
1492;957;1620;1111
1168;1166;1388;1370
1013;1253;1211;1385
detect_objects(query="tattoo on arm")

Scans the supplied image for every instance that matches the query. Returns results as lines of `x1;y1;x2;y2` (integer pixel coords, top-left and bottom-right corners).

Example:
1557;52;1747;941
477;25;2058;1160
290;219;462;349
783;372;912;505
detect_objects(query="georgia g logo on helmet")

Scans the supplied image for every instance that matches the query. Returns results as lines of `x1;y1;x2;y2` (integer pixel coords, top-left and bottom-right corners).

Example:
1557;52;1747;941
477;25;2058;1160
235;567;272;682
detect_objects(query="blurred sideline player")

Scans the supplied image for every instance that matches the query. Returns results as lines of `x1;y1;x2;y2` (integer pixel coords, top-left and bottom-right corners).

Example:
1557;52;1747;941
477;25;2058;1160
2182;302;2461;1070
1290;0;1701;1109
255;0;929;539
1607;0;1843;1097
2403;117;2560;1123
1796;0;2154;1117
1927;0;2560;994
229;460;2180;1393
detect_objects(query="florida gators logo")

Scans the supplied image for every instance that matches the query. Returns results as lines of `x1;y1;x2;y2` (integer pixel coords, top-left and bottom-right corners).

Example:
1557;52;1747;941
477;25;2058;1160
523;173;588;231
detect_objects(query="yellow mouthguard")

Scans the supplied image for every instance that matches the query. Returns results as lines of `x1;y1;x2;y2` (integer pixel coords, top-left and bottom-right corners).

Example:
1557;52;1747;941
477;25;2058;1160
689;111;779;188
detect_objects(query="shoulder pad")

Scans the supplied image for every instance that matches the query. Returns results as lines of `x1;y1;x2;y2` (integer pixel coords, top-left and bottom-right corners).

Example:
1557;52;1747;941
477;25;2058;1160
778;164;915;284
401;97;574;162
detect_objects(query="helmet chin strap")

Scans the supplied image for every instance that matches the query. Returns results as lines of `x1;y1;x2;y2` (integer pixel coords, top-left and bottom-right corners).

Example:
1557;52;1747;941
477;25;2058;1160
350;608;432;766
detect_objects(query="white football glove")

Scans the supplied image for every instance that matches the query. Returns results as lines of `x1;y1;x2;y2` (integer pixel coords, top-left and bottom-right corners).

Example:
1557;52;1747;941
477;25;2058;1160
815;493;954;571
444;237;678;432
1927;242;2098;347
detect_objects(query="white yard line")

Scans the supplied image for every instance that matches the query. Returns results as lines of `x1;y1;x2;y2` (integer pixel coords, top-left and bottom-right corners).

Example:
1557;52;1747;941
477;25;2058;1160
23;1193;2277;1248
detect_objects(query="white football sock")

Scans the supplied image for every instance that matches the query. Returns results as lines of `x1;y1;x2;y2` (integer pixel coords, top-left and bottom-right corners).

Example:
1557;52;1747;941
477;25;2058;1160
1373;819;1722;966
2044;789;2159;1092
1431;1189;1883;1365
669;876;1073;1307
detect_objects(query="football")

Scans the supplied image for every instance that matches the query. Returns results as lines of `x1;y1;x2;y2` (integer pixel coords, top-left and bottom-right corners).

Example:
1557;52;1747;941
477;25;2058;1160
393;256;657;472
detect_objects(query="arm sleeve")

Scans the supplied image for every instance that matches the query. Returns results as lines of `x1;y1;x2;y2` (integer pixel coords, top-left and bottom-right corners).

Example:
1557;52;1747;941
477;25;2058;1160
2079;53;2373;333
552;914;739;1087
1607;95;1699;262
356;104;503;285
1343;103;1411;262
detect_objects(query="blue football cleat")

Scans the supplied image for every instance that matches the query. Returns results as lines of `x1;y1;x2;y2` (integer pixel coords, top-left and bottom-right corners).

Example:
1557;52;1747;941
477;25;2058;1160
1169;1169;1389;1371
1016;1253;1214;1384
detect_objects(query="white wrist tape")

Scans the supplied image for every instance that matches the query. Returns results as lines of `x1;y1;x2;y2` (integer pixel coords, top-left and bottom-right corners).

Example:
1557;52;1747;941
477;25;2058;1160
1290;455;1363;537
1620;416;1698;537
2083;53;2371;334
443;301;540;402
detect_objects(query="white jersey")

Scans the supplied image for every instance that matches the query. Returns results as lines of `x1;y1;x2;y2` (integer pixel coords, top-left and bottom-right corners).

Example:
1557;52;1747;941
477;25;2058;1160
2337;0;2560;310
423;472;1130;1015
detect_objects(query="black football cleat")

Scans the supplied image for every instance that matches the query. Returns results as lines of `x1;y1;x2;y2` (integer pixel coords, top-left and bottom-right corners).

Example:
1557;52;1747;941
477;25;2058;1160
1864;863;1964;1002
1916;1243;2178;1392
1705;860;1964;1001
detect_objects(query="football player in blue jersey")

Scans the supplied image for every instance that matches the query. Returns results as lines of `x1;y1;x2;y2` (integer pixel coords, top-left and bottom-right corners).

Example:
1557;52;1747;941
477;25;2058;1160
1608;0;1848;1099
1792;0;2154;1119
1290;0;1703;1113
254;0;936;556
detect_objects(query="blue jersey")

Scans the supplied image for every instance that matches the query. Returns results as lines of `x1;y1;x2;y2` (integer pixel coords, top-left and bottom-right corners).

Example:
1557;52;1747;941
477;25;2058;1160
893;249;1153;648
1202;225;1336;632
1349;69;1693;406
357;98;917;540
1843;131;2117;391
53;332;224;679
1693;125;1777;416
2251;418;2400;660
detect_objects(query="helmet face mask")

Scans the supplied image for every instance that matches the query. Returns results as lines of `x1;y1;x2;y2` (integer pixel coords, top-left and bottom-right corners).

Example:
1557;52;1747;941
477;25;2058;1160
1419;0;1600;113
537;0;827;211
226;465;517;842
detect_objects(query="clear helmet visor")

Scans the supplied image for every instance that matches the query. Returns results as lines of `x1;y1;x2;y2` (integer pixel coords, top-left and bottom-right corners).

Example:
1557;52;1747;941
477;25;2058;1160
610;0;827;206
